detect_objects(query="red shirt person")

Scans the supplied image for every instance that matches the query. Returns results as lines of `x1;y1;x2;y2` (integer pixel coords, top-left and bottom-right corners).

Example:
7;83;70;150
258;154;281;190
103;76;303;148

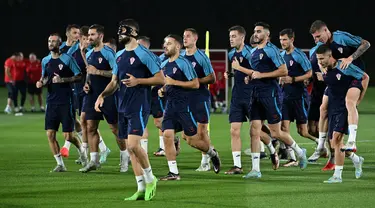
26;53;44;112
3;53;19;114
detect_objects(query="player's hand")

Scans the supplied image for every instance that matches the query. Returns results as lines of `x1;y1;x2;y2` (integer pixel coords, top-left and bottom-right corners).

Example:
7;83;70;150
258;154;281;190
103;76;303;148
244;76;250;84
165;76;175;86
316;72;324;81
232;57;241;70
283;76;293;84
339;57;353;69
87;65;98;75
224;72;229;80
158;88;165;97
83;83;90;93
52;73;62;83
36;81;43;88
121;73;139;87
251;71;263;79
95;95;104;112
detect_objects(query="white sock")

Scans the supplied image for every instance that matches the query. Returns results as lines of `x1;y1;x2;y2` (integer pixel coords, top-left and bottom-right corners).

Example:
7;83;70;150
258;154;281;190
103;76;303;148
348;125;358;143
333;165;343;178
159;136;164;150
280;142;286;149
82;142;88;156
142;167;155;183
120;150;129;166
54;154;64;166
201;153;210;164
290;142;304;158
90;152;98;163
287;146;297;161
232;151;241;168
349;152;360;166
167;160;179;174
140;139;148;153
260;142;265;152
98;137;107;152
63;140;71;150
251;153;260;172
318;132;327;150
206;146;217;158
135;175;146;192
266;142;276;154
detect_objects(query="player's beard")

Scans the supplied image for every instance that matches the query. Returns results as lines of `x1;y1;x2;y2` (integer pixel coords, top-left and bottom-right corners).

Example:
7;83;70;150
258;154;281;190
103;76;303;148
119;36;131;45
49;46;59;53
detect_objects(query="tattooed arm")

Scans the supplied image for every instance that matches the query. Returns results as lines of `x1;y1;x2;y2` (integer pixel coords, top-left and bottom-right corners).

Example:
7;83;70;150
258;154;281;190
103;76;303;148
351;39;371;60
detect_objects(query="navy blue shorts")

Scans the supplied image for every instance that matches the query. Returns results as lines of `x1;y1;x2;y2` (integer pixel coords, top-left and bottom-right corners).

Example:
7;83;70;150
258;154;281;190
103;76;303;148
250;96;282;124
151;97;165;118
350;79;363;91
27;83;42;95
118;111;149;139
73;93;85;116
328;111;348;140
190;100;210;124
229;98;250;123
45;103;75;132
162;102;197;136
82;94;118;124
308;99;321;121
282;97;309;124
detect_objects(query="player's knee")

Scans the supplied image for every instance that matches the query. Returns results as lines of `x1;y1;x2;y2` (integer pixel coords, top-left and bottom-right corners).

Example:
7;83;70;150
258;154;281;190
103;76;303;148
108;125;118;136
297;128;308;138
154;119;162;129
86;123;97;135
345;99;356;110
46;131;55;140
63;132;73;140
230;127;240;139
269;128;281;139
281;125;288;132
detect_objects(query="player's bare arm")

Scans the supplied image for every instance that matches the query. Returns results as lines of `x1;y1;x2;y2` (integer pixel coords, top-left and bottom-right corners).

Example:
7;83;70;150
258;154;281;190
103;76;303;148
252;64;287;79
86;65;112;77
5;66;13;81
165;76;199;89
232;57;254;76
52;73;82;84
282;70;312;84
199;73;216;84
99;74;119;99
123;70;165;87
341;39;371;69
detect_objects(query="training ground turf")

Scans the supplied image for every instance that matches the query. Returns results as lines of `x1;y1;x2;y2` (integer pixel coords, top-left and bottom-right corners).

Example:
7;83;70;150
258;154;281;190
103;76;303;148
0;87;375;208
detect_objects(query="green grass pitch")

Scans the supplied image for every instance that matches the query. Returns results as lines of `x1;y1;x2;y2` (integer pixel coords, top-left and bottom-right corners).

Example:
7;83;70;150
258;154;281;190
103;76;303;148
0;87;374;208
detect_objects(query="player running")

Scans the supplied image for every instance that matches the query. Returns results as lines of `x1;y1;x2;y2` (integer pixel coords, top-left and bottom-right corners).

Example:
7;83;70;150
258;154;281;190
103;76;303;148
95;19;160;201
79;24;119;173
158;34;221;180
181;28;216;171
37;33;86;172
243;22;307;179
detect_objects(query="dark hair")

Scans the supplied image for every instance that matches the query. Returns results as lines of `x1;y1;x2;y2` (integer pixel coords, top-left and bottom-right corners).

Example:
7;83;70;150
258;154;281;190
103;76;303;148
254;22;271;30
29;52;36;56
137;36;150;43
166;34;183;46
279;28;295;39
49;33;62;42
316;44;331;54
310;20;327;34
66;24;80;33
119;19;140;32
89;24;105;34
184;28;198;36
104;38;117;45
228;25;246;36
12;52;21;56
80;26;89;36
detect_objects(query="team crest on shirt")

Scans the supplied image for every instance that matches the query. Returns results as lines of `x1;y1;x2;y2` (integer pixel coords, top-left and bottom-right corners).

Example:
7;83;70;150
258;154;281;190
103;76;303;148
338;47;343;54
336;73;341;80
259;53;263;60
98;57;103;64
130;57;135;65
239;57;243;63
289;60;294;66
173;67;177;74
117;57;121;63
58;64;63;70
192;62;196;68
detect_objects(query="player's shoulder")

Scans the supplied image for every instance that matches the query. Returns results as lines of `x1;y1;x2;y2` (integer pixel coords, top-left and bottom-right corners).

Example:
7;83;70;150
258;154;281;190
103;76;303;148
228;48;236;57
160;59;169;68
280;50;286;57
115;48;126;58
42;54;52;64
5;57;13;64
309;42;324;58
243;45;253;53
176;56;193;68
333;30;352;37
101;45;116;56
59;41;67;49
264;42;281;55
293;47;308;58
194;49;209;60
86;48;94;56
134;44;152;58
180;49;186;56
